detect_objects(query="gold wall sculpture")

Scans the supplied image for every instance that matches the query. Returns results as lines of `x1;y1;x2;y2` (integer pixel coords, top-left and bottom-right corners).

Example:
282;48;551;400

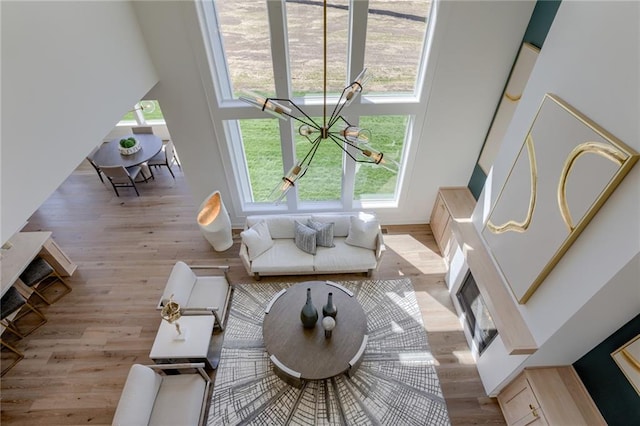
612;334;640;396
482;93;639;304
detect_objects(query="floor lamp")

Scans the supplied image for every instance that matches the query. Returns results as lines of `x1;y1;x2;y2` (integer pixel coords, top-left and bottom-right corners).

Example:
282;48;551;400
197;191;233;251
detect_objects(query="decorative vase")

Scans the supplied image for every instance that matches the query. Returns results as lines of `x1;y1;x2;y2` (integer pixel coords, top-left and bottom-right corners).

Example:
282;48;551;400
196;191;233;251
300;288;318;329
322;292;337;319
322;316;336;338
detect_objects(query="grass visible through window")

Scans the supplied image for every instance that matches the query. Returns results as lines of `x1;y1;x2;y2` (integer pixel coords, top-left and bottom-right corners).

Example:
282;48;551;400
240;115;406;202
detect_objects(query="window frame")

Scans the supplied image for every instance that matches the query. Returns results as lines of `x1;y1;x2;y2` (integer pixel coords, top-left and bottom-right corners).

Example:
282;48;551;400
197;0;435;213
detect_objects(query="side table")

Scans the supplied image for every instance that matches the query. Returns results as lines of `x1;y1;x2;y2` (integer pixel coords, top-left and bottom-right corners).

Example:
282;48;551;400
150;315;215;370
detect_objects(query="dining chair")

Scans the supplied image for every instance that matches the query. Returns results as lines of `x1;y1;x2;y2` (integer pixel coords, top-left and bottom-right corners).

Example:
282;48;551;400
86;145;105;183
147;140;180;179
1;338;24;376
101;165;144;196
132;126;154;134
19;256;71;305
0;286;47;338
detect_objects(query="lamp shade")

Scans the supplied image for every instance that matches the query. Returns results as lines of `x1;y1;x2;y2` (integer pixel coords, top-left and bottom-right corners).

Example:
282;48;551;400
197;191;233;251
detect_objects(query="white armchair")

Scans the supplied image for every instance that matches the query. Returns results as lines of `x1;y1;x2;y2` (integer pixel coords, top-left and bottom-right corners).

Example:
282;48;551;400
157;261;232;331
112;363;211;426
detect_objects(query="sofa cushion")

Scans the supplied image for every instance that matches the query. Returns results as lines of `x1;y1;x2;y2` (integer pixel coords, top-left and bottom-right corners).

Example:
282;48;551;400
294;221;317;254
188;276;230;312
241;220;274;261
310;214;352;237
247;215;312;239
307;219;335;247
161;261;197;307
112;364;162;426
314;238;378;272
148;374;207;426
251;239;315;274
345;215;380;250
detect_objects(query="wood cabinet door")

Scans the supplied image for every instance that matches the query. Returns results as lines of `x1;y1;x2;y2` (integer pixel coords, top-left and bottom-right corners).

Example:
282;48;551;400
430;193;450;246
498;374;547;426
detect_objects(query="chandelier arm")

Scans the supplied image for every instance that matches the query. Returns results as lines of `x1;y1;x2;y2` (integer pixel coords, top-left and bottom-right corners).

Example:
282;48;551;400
329;114;352;130
328;134;376;164
327;88;351;127
267;98;322;130
305;137;324;168
299;136;324;166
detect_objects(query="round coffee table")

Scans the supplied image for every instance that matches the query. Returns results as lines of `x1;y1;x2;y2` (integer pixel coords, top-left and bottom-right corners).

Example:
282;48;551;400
263;281;367;381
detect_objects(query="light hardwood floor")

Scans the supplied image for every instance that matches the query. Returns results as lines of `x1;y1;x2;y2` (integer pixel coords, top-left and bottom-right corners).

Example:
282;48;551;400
0;160;505;425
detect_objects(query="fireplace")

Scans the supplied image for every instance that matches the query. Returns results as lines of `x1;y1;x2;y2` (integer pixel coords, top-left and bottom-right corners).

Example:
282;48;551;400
456;271;498;354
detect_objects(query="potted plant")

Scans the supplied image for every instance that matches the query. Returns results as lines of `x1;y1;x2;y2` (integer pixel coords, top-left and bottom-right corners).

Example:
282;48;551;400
118;137;141;155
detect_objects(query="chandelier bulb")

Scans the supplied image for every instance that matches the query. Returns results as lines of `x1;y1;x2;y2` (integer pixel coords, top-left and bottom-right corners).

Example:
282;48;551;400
341;126;370;144
239;90;292;120
299;125;315;136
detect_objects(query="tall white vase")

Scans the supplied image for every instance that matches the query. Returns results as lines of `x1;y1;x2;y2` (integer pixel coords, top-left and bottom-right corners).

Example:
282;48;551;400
197;191;233;251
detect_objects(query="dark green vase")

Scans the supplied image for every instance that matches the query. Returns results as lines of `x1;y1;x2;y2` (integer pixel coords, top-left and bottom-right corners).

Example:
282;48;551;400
322;292;337;319
300;288;318;329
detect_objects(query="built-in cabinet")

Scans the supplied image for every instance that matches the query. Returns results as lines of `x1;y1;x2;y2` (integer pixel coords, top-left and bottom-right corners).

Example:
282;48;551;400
497;366;605;426
429;187;475;264
40;237;77;276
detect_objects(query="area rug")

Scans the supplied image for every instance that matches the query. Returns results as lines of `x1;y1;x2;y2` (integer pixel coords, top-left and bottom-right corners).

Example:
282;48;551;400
208;278;450;425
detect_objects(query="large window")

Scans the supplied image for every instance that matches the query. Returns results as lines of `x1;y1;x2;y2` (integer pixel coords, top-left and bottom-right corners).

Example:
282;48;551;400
202;0;433;209
119;100;165;125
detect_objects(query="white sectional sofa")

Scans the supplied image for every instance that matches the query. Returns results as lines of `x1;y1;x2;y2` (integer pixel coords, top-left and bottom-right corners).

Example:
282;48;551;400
239;212;385;279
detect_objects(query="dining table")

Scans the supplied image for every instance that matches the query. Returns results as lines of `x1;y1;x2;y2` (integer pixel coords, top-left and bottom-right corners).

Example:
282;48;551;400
92;133;163;168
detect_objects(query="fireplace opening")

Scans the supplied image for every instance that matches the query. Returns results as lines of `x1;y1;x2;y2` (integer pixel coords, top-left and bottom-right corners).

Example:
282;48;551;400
456;271;498;354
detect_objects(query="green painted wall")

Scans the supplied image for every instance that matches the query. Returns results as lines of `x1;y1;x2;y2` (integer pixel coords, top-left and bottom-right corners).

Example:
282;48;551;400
523;0;562;48
573;314;640;425
467;0;561;200
468;164;486;200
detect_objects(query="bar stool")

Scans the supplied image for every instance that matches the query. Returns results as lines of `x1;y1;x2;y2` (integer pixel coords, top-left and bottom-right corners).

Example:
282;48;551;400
19;257;71;305
0;286;47;338
1;338;24;376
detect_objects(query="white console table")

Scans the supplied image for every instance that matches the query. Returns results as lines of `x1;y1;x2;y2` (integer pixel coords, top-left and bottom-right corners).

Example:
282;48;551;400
150;315;215;370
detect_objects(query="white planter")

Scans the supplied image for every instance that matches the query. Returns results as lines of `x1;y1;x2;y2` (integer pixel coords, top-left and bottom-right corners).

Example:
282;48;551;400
197;191;233;251
119;140;141;155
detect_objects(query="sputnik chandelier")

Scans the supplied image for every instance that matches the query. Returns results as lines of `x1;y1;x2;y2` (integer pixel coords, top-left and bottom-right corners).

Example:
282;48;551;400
240;0;399;203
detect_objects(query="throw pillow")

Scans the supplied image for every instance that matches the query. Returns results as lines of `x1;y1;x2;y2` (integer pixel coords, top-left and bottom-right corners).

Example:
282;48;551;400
345;215;379;250
307;219;335;247
294;221;317;255
240;220;274;260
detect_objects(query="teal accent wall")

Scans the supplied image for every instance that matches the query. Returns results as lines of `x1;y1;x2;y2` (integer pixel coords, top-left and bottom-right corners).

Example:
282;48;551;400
573;314;640;425
467;0;561;200
523;0;562;48
468;164;486;200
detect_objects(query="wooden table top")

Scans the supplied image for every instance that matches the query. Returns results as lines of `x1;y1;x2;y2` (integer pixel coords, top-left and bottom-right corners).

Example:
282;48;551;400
1;231;51;297
92;133;163;168
263;281;367;380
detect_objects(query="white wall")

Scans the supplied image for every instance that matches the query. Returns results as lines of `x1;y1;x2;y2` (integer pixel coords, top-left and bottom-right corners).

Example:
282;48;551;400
1;1;158;243
0;1;535;237
401;0;534;225
131;0;534;227
131;1;231;222
470;1;640;394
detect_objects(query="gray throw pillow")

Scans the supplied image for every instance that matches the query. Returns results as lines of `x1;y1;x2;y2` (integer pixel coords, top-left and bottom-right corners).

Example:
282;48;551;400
294;221;317;254
307;219;335;247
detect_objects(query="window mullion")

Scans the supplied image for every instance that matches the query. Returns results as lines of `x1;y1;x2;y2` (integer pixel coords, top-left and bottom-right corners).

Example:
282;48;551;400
267;0;298;208
342;0;369;207
348;0;368;82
